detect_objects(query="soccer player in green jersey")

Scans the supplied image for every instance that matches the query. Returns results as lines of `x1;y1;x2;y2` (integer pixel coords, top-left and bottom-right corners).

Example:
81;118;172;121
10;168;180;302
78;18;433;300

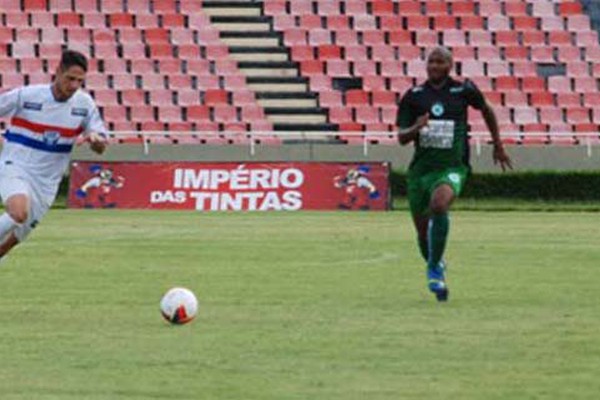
397;47;512;301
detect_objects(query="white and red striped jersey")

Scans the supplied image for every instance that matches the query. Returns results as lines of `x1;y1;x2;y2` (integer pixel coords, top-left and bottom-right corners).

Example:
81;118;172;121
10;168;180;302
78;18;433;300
0;84;105;198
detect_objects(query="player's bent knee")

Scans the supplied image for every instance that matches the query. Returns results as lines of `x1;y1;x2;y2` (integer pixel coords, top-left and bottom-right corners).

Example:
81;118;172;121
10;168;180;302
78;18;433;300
7;209;28;224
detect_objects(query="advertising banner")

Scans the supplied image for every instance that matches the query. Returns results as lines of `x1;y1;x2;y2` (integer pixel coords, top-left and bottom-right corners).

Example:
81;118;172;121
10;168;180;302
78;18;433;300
68;161;390;211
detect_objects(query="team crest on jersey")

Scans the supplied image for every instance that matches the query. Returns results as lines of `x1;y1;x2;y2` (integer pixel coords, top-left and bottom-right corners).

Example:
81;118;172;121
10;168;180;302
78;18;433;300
431;102;445;117
43;131;61;145
23;101;42;111
71;108;88;117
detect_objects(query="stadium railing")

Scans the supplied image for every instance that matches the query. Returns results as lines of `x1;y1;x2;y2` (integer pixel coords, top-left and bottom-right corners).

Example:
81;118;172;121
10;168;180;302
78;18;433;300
104;131;600;158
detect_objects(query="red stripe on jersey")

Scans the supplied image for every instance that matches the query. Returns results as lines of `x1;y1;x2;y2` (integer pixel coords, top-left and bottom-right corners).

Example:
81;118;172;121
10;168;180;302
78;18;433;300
10;117;84;138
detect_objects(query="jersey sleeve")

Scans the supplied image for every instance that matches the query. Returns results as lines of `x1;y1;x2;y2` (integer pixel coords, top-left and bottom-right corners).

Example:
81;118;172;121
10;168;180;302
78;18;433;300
463;79;486;110
396;90;415;129
0;88;21;118
82;102;107;137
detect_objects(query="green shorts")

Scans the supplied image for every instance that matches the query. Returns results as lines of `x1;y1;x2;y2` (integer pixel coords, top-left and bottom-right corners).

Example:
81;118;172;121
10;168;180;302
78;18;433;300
407;166;469;216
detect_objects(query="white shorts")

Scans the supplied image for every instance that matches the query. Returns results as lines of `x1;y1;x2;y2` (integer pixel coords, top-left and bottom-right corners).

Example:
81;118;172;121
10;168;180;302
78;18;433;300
0;166;52;242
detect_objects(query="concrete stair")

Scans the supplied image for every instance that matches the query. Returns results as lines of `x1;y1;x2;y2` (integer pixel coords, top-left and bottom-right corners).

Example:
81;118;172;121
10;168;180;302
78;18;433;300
202;0;337;136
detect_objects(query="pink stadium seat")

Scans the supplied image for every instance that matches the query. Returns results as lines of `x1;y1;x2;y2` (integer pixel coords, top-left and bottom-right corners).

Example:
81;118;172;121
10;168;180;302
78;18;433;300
531;47;555;63
141;74;165;90
443;30;466;46
318;44;342;60
469;31;492;47
213;105;238;123
301;60;324;76
574;77;598;93
363;76;386;91
522;31;546;47
415;31;438;47
452;1;475;16
513;107;538;125
187;105;210;121
531;92;555;108
24;0;47;11
353;60;377;76
567;15;591;32
168;75;192;90
326;60;350;76
121;89;146;106
372;0;394;15
522;77;546;92
566;108;591;124
487;62;509;77
559;2;583;16
355;107;379;124
496;31;519;46
549;31;573;46
495;76;519;92
461;15;484;30
353;15;376;31
109;13;134;28
112;74;136;90
512;62;537;77
159;106;182;123
197;76;220;90
309;30;332;46
346;90;369;106
130;59;154;74
548;76;573;93
346;45;369;61
556;93;582;107
301;15;323;30
583;93;600;107
93;89;118;106
177;89;200;106
434;16;457;30
319;91;343;107
57;13;82;27
504;92;528;107
205;89;229;105
329;107;353;123
20;58;43;74
131;105;155;122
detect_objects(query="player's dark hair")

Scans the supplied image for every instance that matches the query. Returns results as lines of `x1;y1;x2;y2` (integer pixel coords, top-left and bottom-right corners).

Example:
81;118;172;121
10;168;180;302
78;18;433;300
59;50;88;72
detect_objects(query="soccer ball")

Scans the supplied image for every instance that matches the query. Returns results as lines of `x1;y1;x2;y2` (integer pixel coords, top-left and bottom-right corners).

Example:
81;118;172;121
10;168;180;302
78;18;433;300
160;287;198;325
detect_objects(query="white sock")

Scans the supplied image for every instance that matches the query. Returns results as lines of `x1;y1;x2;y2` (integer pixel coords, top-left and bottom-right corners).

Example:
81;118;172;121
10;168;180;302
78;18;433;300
0;213;20;241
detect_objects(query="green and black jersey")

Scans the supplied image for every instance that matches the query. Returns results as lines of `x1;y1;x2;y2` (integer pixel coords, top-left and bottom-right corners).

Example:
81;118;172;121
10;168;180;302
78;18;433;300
397;78;486;176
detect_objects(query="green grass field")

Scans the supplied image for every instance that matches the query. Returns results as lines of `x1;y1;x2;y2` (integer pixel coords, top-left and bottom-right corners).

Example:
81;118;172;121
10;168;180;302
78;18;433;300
0;210;599;399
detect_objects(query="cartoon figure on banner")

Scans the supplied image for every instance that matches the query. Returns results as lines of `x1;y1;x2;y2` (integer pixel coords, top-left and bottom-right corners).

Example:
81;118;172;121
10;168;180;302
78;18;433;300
333;165;380;210
75;165;125;208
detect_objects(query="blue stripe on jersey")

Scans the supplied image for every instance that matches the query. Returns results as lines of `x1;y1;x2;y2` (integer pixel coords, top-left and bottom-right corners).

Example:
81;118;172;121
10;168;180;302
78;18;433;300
3;131;74;153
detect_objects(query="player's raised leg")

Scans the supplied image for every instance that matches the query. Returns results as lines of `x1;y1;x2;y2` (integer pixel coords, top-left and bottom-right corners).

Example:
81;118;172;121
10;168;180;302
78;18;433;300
426;184;455;301
0;194;30;258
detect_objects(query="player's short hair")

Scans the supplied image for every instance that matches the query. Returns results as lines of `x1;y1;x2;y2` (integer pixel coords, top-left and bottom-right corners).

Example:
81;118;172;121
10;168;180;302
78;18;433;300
427;46;453;65
59;50;88;72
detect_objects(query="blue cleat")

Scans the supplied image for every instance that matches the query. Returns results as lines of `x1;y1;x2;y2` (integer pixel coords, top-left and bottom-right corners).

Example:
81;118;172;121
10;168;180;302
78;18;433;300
427;261;449;302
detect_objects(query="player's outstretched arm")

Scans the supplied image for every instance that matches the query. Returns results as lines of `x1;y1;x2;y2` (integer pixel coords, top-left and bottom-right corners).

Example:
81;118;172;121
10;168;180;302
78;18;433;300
481;102;513;172
398;113;429;146
88;131;108;155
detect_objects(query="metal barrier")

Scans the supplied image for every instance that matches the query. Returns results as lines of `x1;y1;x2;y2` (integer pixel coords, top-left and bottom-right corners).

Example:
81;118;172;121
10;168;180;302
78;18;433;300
106;131;600;158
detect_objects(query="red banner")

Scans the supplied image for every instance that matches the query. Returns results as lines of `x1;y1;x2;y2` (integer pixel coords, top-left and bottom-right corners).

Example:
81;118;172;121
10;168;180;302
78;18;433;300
68;162;390;211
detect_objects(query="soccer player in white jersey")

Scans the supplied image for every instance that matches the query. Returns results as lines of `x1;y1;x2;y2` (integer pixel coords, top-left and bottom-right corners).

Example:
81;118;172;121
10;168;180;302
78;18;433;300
0;50;107;258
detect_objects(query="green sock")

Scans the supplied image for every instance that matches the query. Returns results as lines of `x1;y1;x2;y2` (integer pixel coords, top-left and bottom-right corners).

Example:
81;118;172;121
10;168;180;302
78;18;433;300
427;213;449;269
418;238;429;262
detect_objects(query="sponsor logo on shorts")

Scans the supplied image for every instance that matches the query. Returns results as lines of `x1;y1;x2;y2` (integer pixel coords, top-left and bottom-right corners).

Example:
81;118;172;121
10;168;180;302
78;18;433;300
448;173;461;184
23;102;43;111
